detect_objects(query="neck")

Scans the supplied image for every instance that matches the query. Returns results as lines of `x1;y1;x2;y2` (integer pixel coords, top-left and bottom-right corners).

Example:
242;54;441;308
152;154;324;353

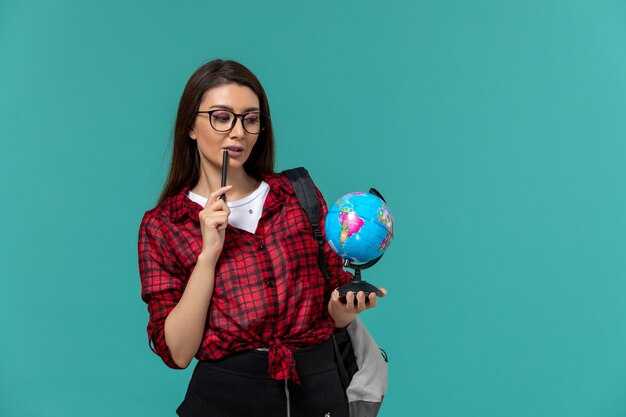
192;158;260;201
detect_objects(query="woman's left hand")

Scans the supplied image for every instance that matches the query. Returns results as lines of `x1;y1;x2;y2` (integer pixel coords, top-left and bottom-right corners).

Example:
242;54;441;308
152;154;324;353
328;288;388;329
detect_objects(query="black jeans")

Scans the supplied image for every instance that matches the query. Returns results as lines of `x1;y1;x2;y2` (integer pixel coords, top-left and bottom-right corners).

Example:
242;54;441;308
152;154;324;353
176;339;348;417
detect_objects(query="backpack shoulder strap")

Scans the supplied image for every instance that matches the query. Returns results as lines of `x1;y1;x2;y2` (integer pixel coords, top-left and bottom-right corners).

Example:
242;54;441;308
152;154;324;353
282;167;331;280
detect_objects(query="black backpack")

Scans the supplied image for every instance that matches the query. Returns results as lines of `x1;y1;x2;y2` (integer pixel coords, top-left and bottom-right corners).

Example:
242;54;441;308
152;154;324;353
282;167;359;389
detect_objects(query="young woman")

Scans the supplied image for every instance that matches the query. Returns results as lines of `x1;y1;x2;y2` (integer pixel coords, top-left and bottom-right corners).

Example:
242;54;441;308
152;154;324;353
138;59;386;417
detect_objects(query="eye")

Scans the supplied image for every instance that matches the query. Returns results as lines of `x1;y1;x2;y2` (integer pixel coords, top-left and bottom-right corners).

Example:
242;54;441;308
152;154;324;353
211;111;232;122
244;113;261;124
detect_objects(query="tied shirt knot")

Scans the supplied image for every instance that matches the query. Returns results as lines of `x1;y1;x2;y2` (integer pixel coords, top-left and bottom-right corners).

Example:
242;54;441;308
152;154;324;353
268;338;300;384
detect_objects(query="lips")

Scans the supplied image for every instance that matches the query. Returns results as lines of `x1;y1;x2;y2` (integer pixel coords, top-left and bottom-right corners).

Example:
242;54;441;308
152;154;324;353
223;146;244;158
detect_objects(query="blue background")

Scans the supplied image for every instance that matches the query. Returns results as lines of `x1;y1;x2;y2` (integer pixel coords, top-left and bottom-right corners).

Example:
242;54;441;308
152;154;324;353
2;1;626;416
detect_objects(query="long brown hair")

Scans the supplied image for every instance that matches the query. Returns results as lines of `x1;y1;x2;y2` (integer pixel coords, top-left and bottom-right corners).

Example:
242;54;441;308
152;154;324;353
157;59;275;206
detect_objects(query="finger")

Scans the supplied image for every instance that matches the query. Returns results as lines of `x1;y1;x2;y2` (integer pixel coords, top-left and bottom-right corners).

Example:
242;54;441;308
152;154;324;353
202;217;226;230
367;292;378;309
378;287;388;297
356;291;367;312
216;215;230;231
202;213;229;229
201;200;231;221
205;212;230;224
345;291;355;310
206;185;233;206
199;205;229;224
331;289;340;303
206;197;231;213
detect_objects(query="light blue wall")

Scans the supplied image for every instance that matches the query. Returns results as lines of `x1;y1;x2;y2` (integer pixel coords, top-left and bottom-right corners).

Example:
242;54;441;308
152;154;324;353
2;1;626;416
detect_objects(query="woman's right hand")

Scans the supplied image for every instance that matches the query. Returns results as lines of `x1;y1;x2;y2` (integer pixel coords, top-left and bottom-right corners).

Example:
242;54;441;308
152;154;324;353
198;185;233;265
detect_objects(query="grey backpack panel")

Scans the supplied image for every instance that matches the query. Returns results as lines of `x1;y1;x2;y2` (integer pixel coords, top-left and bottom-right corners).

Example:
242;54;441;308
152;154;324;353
346;317;388;415
349;400;383;417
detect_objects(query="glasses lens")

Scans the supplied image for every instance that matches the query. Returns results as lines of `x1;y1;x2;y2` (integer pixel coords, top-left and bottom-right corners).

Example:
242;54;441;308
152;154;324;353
210;111;234;132
243;113;263;134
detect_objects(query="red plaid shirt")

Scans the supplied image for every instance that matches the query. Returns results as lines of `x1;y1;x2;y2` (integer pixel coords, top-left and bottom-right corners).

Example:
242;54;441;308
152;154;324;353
138;173;352;382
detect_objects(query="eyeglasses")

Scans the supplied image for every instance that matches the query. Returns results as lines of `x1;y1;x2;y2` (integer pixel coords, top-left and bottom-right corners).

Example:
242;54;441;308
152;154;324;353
196;110;269;134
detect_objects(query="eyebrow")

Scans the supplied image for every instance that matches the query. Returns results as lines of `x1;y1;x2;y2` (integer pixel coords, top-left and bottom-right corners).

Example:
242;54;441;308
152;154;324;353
208;105;261;113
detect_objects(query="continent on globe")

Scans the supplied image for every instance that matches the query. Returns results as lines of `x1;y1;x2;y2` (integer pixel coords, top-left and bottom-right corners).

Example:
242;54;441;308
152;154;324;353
338;208;365;246
340;191;365;208
376;207;394;252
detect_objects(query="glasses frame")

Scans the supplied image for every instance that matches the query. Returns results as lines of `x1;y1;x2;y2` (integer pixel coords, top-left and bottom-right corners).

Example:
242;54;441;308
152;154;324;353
196;110;269;134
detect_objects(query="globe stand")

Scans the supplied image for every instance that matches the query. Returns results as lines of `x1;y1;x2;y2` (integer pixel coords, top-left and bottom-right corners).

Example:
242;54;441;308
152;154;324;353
338;255;384;304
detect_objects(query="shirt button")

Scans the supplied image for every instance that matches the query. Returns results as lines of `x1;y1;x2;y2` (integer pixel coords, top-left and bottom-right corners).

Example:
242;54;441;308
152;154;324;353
268;324;275;330
258;244;266;250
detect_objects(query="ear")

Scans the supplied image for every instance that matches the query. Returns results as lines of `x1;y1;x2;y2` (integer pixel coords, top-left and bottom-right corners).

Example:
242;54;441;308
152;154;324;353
189;129;197;140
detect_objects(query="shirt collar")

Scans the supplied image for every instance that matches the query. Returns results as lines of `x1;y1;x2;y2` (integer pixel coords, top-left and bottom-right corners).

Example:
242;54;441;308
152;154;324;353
167;173;294;223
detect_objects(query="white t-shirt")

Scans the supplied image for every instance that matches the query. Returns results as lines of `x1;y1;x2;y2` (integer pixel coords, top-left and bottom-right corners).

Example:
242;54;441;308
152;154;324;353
186;181;270;234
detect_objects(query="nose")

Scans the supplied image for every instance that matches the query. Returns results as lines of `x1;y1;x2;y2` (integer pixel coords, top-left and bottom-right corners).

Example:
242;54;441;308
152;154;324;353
229;115;246;138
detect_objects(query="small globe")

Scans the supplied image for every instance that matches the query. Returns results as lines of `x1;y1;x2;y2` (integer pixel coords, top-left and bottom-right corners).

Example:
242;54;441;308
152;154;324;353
325;191;395;263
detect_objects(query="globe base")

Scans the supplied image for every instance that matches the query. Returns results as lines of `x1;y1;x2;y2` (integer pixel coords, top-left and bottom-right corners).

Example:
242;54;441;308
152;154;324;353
337;280;383;305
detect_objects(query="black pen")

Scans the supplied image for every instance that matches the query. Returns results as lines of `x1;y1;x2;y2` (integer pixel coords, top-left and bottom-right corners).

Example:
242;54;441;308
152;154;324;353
221;150;229;201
